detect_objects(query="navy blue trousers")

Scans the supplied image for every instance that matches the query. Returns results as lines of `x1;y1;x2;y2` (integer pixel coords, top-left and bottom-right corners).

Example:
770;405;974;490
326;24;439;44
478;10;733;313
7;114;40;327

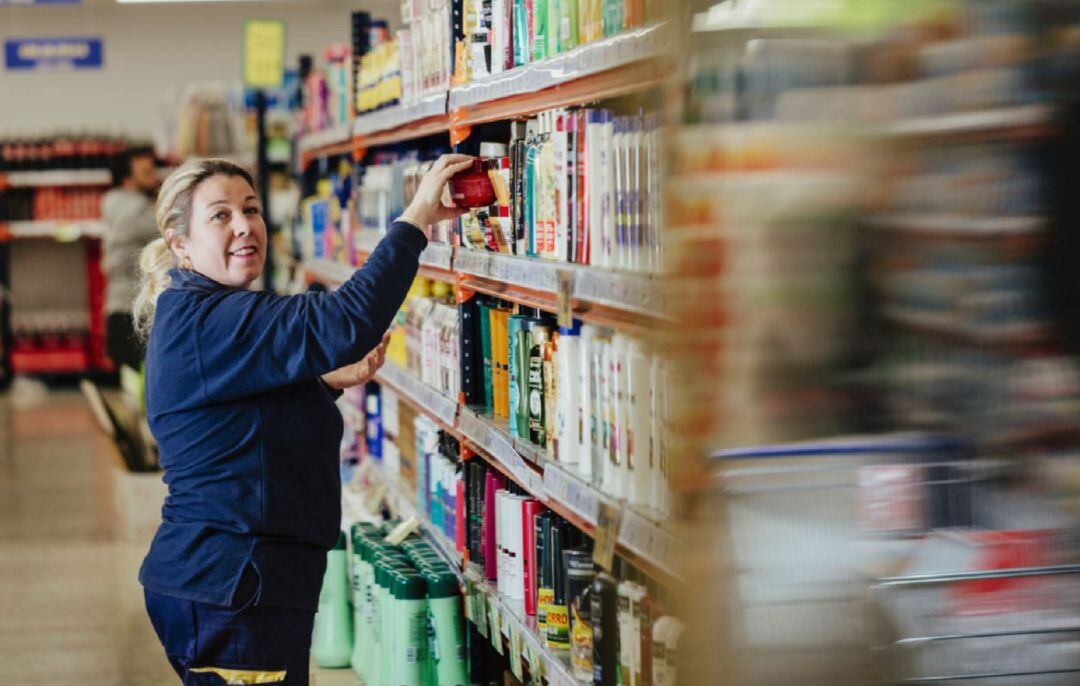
144;569;316;685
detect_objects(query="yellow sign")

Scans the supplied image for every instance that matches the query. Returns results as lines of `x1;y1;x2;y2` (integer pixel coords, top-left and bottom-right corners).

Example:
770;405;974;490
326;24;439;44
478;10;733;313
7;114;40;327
243;19;285;89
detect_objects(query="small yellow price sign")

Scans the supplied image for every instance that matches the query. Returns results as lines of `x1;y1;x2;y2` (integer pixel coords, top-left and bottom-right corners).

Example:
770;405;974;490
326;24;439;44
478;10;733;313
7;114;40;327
243;19;285;89
593;500;623;572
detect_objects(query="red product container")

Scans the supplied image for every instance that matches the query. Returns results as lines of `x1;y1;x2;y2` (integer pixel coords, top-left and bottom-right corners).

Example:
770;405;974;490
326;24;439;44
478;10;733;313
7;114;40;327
449;159;498;208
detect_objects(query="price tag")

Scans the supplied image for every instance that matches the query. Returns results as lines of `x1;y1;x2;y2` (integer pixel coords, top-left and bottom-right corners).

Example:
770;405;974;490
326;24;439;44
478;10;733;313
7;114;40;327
474;587;490;639
556;269;574;328
525;643;545;681
509;625;525;681
489;599;504;655
592;501;623;572
542;466;571;504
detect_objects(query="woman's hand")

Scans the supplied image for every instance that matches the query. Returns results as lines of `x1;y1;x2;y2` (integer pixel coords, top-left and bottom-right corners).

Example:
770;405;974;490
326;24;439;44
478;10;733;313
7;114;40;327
399;153;474;235
321;333;390;391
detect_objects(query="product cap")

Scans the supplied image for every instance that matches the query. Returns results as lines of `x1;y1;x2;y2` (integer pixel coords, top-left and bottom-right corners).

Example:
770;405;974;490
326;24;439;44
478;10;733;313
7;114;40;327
422;569;460;598
558;319;582;337
393;572;427;600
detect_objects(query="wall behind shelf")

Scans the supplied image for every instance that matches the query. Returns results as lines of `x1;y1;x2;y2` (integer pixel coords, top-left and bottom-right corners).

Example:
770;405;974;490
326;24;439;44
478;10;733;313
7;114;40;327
0;0;400;137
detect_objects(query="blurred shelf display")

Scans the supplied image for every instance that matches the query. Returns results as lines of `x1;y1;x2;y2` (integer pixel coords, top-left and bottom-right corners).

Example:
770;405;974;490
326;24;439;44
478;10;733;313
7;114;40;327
876;104;1054;140
866;213;1044;240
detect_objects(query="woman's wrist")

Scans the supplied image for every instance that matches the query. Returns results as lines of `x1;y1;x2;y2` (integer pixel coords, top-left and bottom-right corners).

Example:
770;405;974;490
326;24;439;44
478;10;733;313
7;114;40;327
396;212;430;239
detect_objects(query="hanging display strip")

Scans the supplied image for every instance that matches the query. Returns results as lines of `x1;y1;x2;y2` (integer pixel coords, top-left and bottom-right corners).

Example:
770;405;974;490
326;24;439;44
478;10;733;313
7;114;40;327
866;212;1044;239
419;241;454;271
464;565;583;686
455;250;669;321
297;121;353;156
1;220;105;241
352;90;449;138
376;362;459;427
458;405;547;499
875;103;1052;139
448;23;669;112
1;169;111;187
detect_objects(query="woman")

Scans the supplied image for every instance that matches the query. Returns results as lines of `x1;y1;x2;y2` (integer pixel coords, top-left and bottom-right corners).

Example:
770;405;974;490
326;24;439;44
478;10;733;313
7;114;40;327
136;154;472;685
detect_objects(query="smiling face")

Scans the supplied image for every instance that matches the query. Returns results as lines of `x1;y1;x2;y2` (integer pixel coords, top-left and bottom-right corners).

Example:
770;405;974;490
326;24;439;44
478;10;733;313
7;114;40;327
171;174;266;288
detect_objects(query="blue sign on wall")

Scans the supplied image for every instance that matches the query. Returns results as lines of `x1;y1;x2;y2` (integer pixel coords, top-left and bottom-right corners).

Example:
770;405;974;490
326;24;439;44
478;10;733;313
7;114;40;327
4;37;102;70
0;0;82;5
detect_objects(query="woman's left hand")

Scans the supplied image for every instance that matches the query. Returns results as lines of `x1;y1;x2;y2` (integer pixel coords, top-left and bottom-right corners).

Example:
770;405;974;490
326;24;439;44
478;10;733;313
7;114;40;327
321;333;390;390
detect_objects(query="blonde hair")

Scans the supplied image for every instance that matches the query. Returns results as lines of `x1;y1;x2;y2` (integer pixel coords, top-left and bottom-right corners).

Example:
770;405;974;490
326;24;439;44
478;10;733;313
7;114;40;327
133;158;257;341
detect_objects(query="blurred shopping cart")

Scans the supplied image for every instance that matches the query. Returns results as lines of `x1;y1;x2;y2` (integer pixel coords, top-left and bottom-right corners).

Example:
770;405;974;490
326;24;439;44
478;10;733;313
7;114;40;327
712;434;1080;685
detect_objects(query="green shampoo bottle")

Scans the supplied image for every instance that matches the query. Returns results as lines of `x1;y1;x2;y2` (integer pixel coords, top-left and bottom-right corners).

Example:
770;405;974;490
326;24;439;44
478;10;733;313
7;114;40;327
313;531;354;668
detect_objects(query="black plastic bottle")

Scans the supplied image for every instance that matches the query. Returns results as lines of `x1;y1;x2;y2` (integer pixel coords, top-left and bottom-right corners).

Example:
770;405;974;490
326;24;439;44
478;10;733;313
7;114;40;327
591;572;619;686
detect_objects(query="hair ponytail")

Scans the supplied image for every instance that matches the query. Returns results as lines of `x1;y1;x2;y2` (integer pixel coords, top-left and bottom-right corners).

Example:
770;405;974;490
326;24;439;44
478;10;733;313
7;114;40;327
133;237;175;341
131;157;258;342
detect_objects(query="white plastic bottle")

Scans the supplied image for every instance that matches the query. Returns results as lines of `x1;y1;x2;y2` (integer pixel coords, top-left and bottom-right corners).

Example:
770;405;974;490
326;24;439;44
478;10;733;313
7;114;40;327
578;325;597;482
556;321;581;466
610;334;630;500
627;339;653;509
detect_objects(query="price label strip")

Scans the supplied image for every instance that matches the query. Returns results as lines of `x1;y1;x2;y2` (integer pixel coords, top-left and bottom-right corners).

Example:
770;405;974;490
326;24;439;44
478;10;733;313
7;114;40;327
488;596;504;655
592;501;624;573
509;625;525;681
618;508;684;581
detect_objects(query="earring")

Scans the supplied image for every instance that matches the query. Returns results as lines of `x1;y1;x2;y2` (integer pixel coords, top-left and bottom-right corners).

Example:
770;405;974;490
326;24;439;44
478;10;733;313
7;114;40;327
180;255;193;270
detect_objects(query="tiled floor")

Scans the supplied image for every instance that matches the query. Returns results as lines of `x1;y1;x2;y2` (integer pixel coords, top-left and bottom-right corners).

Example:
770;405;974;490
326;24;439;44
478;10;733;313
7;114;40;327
0;388;176;685
0;388;360;686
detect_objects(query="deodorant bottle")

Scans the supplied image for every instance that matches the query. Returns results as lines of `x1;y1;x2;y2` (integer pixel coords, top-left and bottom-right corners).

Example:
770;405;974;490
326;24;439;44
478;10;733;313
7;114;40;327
590;572;619;686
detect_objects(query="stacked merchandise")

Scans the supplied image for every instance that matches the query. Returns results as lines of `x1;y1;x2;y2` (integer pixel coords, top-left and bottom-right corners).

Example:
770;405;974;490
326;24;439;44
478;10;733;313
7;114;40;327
312;521;471;686
1;187;105;223
460;108;662;274
0;134;129;172
395;3;454;106
297;159;354;263
354;18;401;115
355;151;456;244
402;280;460;402
457;0;665;82
458;295;671;517
296;46;355;134
365;382;685;686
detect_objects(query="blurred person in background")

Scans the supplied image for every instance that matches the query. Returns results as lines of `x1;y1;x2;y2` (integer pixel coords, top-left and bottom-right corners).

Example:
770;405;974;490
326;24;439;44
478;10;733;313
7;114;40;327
102;144;159;372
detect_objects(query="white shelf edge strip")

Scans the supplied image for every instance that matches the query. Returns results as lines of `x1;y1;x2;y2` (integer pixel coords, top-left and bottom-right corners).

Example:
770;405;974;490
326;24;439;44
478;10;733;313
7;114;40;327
4;169;112;186
297;122;353;154
353;91;449;138
5;220;105;239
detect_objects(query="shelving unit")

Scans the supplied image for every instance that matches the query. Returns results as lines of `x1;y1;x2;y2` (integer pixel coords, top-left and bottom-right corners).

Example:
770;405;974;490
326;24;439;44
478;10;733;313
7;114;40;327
296;22;672;169
364;360;684;585
866;213;1044;241
303;20;679;685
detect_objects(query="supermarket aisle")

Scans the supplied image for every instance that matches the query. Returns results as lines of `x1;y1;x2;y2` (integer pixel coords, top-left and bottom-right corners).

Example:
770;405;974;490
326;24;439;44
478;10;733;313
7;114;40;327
0;389;174;685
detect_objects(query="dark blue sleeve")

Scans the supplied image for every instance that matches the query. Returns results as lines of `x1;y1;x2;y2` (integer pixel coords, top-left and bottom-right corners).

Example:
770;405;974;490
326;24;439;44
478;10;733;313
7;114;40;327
194;221;426;403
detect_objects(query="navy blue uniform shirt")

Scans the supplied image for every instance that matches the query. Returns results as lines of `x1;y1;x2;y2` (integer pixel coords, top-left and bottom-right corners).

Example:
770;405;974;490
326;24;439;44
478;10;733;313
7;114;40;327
139;221;426;610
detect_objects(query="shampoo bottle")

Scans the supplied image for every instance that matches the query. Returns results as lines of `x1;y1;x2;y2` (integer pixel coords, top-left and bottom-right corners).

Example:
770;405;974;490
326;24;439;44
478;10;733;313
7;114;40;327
313;531;354;668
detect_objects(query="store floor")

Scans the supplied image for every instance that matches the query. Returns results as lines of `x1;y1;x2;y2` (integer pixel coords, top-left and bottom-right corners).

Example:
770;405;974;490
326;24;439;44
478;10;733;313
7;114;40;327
0;388;357;686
